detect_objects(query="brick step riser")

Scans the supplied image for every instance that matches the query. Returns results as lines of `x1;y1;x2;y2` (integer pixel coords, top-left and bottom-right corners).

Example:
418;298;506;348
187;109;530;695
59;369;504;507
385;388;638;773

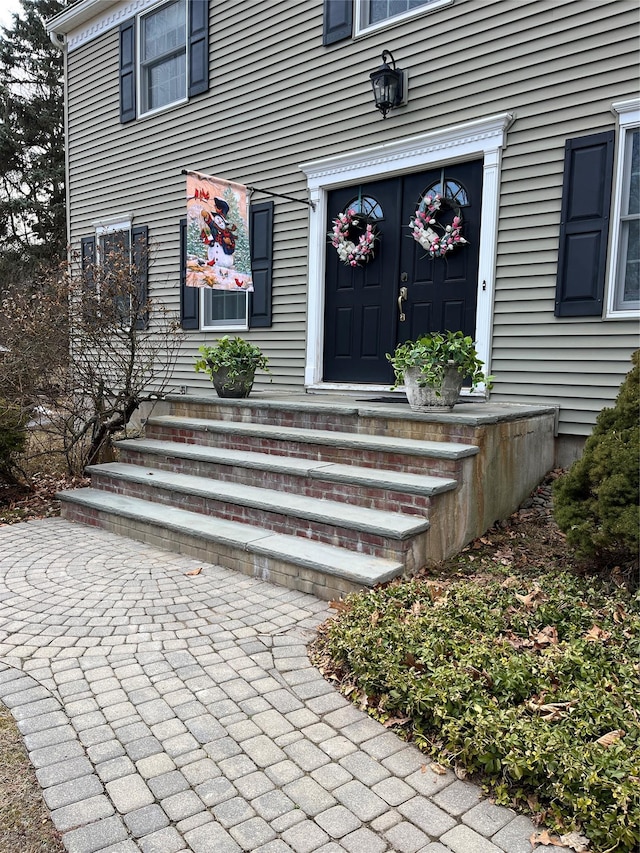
90;473;427;569
168;402;480;444
171;403;362;433
59;502;365;600
117;449;435;516
143;425;463;479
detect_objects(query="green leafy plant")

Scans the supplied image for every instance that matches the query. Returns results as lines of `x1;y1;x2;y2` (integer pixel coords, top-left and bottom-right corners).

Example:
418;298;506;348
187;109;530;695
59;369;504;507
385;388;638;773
316;573;640;852
553;350;639;580
386;330;492;390
194;336;270;389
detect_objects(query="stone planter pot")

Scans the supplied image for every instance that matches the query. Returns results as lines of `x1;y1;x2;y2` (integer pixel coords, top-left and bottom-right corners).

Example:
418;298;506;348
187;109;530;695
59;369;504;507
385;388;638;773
208;364;256;398
403;363;464;412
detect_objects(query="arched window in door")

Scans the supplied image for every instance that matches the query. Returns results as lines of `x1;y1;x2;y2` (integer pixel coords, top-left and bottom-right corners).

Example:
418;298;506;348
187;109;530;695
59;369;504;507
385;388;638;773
344;195;384;220
418;178;469;210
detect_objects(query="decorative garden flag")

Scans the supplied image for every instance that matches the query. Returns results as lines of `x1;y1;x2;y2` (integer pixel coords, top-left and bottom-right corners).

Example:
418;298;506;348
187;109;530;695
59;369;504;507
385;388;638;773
185;170;253;291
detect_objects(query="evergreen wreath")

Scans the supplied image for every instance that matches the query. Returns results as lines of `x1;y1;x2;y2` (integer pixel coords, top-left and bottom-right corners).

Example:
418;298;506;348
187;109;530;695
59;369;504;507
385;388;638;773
409;193;467;258
329;209;378;267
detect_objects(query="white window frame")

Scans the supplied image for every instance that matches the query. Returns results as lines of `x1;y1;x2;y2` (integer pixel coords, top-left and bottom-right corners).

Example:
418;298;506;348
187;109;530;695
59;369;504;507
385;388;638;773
606;98;640;318
137;0;188;119
94;218;133;259
93;217;134;323
354;0;454;37
200;288;249;332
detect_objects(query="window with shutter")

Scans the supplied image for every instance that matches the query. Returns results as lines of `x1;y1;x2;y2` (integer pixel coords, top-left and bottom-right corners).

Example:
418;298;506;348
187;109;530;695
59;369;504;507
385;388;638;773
607;99;640;317
323;0;352;45
554;131;615;318
81;221;149;330
180;202;273;330
353;0;453;37
120;0;209;123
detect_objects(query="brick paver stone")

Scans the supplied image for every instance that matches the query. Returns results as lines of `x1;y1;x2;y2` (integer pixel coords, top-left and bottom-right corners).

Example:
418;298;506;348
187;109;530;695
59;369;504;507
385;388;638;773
440;824;504;853
0;520;558;853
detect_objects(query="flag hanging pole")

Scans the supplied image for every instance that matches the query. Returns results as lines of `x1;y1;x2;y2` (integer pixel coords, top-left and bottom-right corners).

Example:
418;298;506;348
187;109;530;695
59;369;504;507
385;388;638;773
181;170;315;211
246;185;316;211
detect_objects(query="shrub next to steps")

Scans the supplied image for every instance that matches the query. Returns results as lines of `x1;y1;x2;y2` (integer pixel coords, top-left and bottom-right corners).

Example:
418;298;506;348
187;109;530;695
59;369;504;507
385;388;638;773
553;351;639;580
317;572;640;852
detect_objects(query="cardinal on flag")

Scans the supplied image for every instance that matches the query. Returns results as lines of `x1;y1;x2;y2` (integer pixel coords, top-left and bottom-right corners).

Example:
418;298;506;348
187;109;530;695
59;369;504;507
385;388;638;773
186;170;253;291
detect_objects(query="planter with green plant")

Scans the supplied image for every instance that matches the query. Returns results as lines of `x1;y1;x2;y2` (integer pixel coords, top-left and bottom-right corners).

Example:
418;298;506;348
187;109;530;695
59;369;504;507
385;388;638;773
386;330;492;411
194;336;270;398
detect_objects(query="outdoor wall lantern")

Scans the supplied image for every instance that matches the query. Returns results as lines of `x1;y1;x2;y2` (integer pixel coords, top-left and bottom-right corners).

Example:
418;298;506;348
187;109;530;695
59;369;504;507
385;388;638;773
369;49;406;118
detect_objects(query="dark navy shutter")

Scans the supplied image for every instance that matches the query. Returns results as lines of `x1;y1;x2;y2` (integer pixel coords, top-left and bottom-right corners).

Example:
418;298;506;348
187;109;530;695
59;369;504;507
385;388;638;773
188;0;209;97
555;131;615;317
323;0;352;45
249;201;274;328
132;225;149;329
119;20;136;123
180;218;199;330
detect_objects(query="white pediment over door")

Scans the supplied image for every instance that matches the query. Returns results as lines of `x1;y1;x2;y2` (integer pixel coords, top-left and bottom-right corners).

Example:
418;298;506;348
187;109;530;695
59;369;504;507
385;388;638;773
299;112;514;390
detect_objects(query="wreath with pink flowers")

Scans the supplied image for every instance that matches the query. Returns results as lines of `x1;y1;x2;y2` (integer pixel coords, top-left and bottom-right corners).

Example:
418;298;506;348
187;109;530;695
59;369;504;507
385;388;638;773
409;194;467;258
329;209;379;267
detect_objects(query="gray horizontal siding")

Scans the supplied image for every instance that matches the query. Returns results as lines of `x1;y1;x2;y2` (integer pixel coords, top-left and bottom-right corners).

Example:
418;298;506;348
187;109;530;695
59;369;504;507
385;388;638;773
64;0;639;430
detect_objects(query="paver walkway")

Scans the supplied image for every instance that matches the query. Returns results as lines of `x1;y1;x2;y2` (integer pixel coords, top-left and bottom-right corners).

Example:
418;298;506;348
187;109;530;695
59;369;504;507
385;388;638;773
0;518;556;853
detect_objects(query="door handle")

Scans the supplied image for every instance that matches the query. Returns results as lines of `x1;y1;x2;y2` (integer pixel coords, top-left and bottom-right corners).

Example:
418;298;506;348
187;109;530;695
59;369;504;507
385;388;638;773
398;286;408;322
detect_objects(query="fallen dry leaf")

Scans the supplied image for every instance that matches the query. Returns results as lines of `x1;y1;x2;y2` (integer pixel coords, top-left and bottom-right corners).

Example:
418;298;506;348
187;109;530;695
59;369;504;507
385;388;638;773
501;631;534;650
425;581;447;603
613;603;627;623
383;716;410;728
560;830;590;851
429;762;448;775
584;625;611;643
404;652;426;672
329;599;349;612
530;829;563;846
527;699;578;721
185;567;202;576
532;625;559;647
515;585;546;609
595;729;625;747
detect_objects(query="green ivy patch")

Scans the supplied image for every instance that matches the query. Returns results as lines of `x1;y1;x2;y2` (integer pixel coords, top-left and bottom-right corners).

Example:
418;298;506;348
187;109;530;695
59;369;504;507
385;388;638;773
315;572;639;852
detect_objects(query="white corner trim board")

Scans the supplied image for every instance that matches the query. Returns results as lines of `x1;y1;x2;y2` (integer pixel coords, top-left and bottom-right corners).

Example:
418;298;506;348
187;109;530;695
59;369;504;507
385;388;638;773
299;113;514;389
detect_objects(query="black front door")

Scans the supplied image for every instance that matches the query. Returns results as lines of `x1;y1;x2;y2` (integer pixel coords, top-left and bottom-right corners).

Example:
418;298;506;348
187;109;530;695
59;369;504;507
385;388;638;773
323;160;483;383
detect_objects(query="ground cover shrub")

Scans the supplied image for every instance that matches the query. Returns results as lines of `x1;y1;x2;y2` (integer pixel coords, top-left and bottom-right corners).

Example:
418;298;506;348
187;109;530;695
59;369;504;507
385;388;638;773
553;352;639;581
315;572;640;852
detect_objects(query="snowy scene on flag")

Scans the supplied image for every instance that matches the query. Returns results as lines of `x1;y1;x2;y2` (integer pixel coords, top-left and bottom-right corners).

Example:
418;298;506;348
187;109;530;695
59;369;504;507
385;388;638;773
186;170;253;291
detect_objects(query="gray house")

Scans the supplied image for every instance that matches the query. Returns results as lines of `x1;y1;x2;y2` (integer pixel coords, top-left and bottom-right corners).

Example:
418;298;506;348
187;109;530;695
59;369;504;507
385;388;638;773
47;0;639;462
47;0;639;596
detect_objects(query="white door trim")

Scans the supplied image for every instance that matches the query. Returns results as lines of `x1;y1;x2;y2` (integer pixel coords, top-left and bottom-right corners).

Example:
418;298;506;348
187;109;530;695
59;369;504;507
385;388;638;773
299;112;514;390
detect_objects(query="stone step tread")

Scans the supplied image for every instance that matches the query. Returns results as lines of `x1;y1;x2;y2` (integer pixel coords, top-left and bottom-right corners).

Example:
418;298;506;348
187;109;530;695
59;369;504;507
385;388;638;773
168;394;558;425
116;438;458;496
147;415;479;459
87;463;431;539
57;489;403;587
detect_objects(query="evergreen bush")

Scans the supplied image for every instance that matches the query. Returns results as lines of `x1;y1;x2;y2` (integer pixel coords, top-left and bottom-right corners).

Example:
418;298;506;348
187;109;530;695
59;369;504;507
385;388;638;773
553;351;639;577
0;400;28;479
